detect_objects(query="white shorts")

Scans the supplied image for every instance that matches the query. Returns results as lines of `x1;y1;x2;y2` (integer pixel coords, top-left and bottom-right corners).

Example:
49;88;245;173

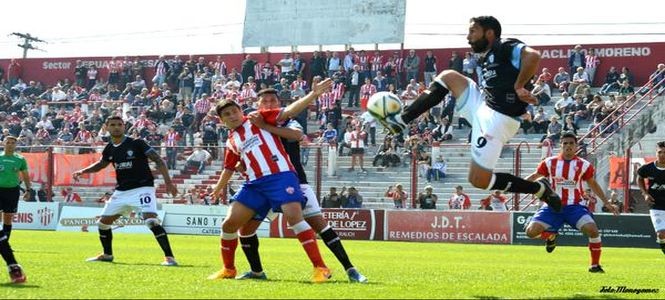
101;186;158;217
456;78;521;170
650;209;665;232
265;184;322;221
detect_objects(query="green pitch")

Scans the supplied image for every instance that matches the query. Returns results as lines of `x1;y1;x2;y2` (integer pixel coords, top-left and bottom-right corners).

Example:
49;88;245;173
1;231;663;299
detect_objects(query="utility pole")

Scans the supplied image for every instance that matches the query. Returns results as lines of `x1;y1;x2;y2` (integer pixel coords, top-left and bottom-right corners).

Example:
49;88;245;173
11;32;46;58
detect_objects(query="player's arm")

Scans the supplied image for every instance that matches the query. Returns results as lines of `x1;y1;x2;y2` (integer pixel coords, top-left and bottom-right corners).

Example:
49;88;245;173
212;168;234;198
278;78;332;122
146;150;178;197
586;177;619;215
248;114;304;141
514;46;541;105
73;158;111;181
637;174;655;204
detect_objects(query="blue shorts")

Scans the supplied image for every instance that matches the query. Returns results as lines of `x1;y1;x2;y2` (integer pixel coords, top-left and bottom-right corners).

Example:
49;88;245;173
232;171;305;220
530;204;594;232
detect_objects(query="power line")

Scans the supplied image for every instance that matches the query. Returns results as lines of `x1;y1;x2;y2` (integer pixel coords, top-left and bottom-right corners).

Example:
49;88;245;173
47;23;243;42
409;21;665;26
407;32;665;36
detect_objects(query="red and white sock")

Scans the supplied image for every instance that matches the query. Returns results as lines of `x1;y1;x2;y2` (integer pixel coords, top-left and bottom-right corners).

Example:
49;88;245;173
538;231;555;240
291;220;326;268
589;236;602;266
221;231;238;270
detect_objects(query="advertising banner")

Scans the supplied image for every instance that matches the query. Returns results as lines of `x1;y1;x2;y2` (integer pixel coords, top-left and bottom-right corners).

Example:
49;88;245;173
512;212;657;248
53;153;116;186
161;204;270;237
12;201;60;230
22;153;49;184
57;206;164;234
270;209;385;240
385;210;512;244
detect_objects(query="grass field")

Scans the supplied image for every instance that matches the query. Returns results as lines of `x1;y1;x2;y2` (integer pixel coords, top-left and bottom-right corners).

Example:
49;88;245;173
1;231;663;299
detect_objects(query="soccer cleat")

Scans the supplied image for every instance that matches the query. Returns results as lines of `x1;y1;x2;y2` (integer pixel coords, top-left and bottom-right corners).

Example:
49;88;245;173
207;268;237;280
545;234;558;253
588;265;605;273
537;178;562;212
375;115;407;134
235;271;268;280
659;243;665;255
161;256;178;266
86;253;114;262
8;264;26;284
347;268;368;283
312;267;332;283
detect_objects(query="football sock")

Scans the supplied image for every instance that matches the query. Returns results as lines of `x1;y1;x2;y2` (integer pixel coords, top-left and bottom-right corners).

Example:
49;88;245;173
221;232;238;270
150;225;174;258
402;79;449;123
0;232;17;265
589;237;602;266
490;173;541;194
319;226;353;271
538;231;555;240
292;221;326;268
240;234;263;273
660;243;665;255
3;224;12;240
99;228;113;256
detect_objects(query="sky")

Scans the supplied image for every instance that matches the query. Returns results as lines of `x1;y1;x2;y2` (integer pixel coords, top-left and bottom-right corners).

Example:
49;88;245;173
0;0;663;58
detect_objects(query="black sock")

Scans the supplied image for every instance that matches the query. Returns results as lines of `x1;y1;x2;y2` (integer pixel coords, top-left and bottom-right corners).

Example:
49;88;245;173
319;226;353;271
150;225;174;257
3;224;12;240
660;243;665;255
240;234;263;273
99;228;113;256
491;173;541;194
402;81;449;123
0;232;17;265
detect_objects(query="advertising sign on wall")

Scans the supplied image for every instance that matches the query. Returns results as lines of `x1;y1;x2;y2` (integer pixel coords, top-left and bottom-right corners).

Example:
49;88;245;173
13;201;60;230
270;209;384;240
57;206;164;234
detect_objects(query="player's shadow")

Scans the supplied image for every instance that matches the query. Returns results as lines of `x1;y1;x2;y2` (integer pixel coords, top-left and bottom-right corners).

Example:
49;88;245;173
0;283;40;288
266;278;378;285
108;262;196;268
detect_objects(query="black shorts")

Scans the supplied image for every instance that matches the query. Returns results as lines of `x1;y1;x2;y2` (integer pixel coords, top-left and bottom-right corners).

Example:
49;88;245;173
350;148;365;155
0;187;20;213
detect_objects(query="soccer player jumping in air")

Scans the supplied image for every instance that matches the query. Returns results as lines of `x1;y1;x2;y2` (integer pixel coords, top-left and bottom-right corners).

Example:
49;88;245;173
373;16;562;211
524;132;619;273
73;116;179;266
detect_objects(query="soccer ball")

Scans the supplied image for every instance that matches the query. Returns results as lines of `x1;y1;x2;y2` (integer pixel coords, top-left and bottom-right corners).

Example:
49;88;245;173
366;92;403;120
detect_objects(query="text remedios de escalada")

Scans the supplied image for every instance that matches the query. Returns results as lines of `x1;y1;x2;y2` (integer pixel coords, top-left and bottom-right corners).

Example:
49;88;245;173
599;286;659;294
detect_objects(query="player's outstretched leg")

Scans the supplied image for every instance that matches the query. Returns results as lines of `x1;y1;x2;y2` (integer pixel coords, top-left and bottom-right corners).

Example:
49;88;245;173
282;202;330;283
0;231;25;284
236;230;267;280
545;233;558;253
145;217;177;266
87;220;114;262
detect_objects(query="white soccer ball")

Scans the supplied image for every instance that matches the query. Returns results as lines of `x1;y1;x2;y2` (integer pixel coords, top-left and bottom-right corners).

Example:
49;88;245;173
366;91;403;120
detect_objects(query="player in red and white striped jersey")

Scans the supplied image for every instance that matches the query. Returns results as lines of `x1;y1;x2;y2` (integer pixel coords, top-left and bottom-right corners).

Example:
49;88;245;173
208;78;334;283
525;131;619;273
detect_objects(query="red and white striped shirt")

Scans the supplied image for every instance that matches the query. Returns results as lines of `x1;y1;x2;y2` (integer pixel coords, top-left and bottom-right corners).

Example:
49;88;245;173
239;88;257;102
318;92;335;110
75;130;92;143
214;61;227;75
133;118;153;131
290;80;307;91
164;131;180;147
394;57;404;73
536;155;595;206
194;98;212;114
331;82;345;101
360;83;377;99
371;55;383;72
254;64;262;80
585;54;600;69
224;109;294;181
358;55;369;71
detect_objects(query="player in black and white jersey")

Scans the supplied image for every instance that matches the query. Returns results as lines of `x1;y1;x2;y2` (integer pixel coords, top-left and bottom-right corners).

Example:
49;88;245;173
637;141;665;254
73;116;179;266
374;16;562;212
228;89;367;283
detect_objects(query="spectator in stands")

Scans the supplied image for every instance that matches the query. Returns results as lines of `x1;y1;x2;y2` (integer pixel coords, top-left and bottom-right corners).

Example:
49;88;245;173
537;67;553;87
322;187;343;208
7;59;22;87
95;192;112;204
449;185;471;210
617;80;634;96
603;191;623;213
448;51;463;73
585;49;601;86
569;67;590;95
599;66;621;95
531;79;551;106
431;116;453;142
480;190;507;211
553;67;571;93
341;186;363;208
619;66;634;86
587;95;605;118
544;115;562;143
532;107;548;134
571;95;589;127
462;52;477;81
648;63;665;94
373;136;400;168
423;50;438;87
582;188;598;212
426;155;447;183
347;65;361;108
418;185;438;210
184;146;212;174
62;187;82;203
328;51;342;78
563;114;579;136
372;71;387;92
400;84;418;107
321;122;337;144
386;184;407;209
338;126;353;156
554;92;575;117
309;51;327;82
348;124;367;172
404;49;420;83
86;65;98;91
568;44;586;75
37;186;51;202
